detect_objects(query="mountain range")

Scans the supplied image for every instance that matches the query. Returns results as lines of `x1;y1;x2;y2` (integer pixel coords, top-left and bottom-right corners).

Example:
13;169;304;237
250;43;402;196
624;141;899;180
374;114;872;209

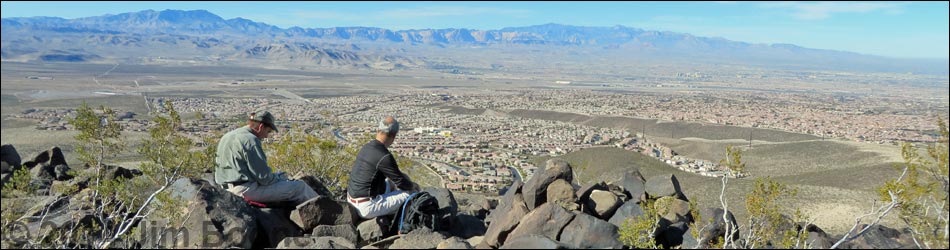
2;9;947;74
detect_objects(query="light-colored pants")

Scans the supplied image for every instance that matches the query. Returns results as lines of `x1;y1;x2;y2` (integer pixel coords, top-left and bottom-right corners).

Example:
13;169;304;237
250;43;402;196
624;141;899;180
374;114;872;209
349;180;412;219
228;180;319;207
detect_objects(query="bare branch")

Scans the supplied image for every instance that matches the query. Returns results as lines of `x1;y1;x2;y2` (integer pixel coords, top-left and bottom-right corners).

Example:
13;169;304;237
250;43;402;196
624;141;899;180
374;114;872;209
831;190;901;249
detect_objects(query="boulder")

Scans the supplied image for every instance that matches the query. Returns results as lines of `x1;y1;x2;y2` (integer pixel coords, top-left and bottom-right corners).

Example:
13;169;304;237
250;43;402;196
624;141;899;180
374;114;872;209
389;227;448;249
485;180;523;226
645;174;685;200
140;178;258;249
466;236;484;248
558;213;623;249
449;214;487;239
53;164;72;181
695;207;740;246
423;187;459;230
295;175;333;197
500;235;568;249
838;224;913;249
30;162;54;181
606;183;631;203
252;208;303;249
546;179;578;211
656;222;689;249
506;203;576;242
99;164;143;181
291;196;358;232
681;229;700;249
482;195;529;247
1;144;21;173
801;223;833;249
357;218;387;243
22;148;50;170
437;237;473;249
575;181;607;206
655;197;692;224
608;200;645;228
313;224;359;245
276;236;355;249
522;159;573;210
1;173;10;187
617;170;646;202
587;190;621;220
48;147;66;168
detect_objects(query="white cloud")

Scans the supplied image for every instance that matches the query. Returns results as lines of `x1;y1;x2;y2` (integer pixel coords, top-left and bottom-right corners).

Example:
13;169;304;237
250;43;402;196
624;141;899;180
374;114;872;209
761;1;904;20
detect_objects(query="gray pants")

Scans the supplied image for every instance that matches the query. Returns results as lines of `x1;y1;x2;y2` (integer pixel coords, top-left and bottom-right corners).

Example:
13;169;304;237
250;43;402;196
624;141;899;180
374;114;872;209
228;180;319;206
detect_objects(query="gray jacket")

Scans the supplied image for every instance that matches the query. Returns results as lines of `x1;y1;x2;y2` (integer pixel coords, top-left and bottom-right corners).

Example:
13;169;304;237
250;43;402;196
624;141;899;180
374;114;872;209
214;126;278;186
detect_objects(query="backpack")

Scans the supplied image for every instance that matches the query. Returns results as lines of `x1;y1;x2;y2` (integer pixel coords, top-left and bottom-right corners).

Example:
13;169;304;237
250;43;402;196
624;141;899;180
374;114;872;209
395;191;441;234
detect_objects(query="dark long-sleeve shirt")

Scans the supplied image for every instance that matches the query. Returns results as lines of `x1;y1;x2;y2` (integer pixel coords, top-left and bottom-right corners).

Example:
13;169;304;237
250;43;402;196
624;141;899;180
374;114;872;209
347;140;412;198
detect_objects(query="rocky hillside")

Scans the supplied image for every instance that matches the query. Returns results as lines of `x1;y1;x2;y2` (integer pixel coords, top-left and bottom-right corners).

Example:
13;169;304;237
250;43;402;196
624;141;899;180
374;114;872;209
0;145;922;249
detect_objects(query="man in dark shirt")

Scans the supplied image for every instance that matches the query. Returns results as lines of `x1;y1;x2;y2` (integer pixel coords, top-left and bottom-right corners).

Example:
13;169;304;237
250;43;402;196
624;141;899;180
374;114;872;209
347;116;419;219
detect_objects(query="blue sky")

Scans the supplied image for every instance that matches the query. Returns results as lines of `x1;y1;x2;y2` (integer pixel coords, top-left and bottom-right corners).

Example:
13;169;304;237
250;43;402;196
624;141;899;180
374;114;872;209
2;1;948;59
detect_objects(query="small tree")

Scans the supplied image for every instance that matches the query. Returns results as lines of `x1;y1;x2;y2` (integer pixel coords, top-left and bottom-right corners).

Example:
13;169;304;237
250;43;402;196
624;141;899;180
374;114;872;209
618;199;659;249
717;145;746;248
870;120;949;249
266;128;359;196
743;177;799;249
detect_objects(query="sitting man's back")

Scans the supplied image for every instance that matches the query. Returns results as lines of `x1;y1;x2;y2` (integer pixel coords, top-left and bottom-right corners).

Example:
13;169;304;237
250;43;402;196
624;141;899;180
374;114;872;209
347;116;419;219
215;111;317;206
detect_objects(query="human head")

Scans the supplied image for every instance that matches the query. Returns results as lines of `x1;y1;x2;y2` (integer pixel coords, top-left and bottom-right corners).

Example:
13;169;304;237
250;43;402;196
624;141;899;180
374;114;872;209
248;111;278;139
376;116;399;147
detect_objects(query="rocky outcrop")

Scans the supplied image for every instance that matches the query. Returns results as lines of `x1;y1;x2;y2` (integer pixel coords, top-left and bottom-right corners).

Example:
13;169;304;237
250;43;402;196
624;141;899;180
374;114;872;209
546;179;578;211
587;190;621;220
276;236;356;249
694;207;739;247
608;200;644;228
522;159;573;210
500;235;569;249
559;213;624;249
1;144;21;173
389;228;448;249
141;178;259;249
290;196;359;233
252;208;303;248
645;174;685;200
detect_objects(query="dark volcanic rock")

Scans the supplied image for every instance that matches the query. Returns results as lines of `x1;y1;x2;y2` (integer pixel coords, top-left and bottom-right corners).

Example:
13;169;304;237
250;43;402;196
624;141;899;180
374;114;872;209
500;235;568;249
558;213;623;249
587;190;621;220
423;187;459;231
485;180;523;226
506;203;576;242
276;236;355;249
437;237;473;249
389;227;448;249
290;196;358;232
357;218;387;243
312;224;359;245
141;178;258;249
838;224;914;249
608;200;645;228
546;179;578;211
1;144;21;173
617;170;646;202
645;174;685;200
695;207;740;246
252;208;303;249
522;159;573;210
657;222;688;249
482;195;529;247
575;181;607;207
656;196;692;225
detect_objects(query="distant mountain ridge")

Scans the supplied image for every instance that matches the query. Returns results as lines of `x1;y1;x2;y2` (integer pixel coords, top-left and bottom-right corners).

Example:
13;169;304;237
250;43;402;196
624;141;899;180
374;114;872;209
2;9;947;74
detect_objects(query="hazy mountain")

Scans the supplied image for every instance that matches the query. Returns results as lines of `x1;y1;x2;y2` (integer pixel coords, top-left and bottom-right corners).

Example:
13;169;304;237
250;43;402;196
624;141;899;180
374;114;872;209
2;9;946;74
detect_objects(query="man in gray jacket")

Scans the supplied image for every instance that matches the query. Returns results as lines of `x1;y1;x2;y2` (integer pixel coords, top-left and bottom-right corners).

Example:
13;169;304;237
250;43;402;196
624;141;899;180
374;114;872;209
214;111;317;206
